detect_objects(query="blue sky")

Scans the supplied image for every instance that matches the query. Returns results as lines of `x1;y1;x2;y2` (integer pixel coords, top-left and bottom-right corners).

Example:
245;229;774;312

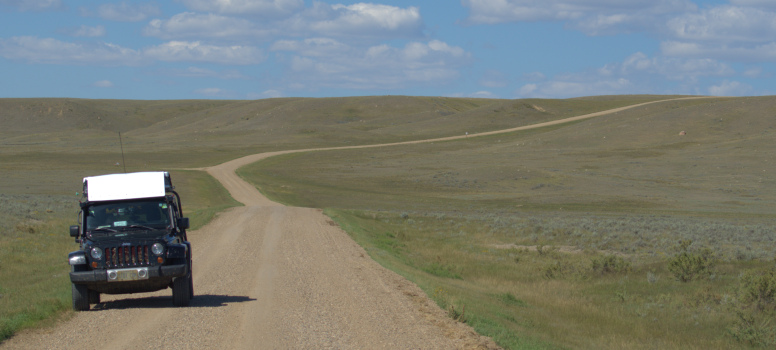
1;0;774;100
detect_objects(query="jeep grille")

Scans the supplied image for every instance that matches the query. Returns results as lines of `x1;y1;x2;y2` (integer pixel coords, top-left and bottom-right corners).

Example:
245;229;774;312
105;245;152;268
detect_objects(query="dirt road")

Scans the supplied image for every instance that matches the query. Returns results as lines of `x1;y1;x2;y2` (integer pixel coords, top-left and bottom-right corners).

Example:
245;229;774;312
2;97;712;349
3;157;496;350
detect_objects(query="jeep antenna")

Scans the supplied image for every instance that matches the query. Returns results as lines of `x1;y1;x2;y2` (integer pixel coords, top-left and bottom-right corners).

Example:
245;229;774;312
118;132;127;173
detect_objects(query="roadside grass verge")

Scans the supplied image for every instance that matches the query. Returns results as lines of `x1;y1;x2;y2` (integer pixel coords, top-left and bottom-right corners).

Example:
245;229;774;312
325;209;772;349
0;194;77;341
0;170;237;342
170;170;242;230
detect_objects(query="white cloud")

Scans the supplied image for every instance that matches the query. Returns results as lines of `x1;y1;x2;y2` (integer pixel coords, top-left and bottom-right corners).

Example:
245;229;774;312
517;78;632;98
93;80;114;88
661;40;776;62
194;87;227;96
272;37;350;58
613;52;735;81
743;67;763;78
471;90;497;98
0;36;265;66
144;41;265;65
146;3;423;43
63;25;106;37
658;5;776;63
515;52;744;98
177;0;304;17
518;83;538;96
462;0;696;35
96;2;160;22
708;80;753;96
164;66;247;79
0;0;63;12
271;38;471;90
666;6;776;43
144;12;276;41
729;0;776;10
574;13;634;35
0;36;142;65
307;3;423;40
248;89;284;99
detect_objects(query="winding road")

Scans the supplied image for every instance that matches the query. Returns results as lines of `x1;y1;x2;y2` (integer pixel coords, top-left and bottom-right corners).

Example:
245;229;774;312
1;97;712;349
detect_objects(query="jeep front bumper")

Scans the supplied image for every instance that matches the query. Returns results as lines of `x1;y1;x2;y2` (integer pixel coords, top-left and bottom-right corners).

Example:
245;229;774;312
70;264;188;284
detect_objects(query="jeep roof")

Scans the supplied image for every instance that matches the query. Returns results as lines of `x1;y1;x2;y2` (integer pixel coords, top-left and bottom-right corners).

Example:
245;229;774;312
83;171;173;202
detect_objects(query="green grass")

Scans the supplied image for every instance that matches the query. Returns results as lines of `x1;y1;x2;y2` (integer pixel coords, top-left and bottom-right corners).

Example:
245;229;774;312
0;194;77;340
324;209;768;349
235;95;776;348
237;96;776;218
170;170;243;230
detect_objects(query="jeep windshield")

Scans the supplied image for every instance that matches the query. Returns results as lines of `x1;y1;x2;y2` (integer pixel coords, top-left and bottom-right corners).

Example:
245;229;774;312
85;199;171;238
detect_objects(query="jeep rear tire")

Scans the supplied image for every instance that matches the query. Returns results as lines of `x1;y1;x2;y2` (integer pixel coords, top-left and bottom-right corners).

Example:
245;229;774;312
172;273;191;307
72;283;90;311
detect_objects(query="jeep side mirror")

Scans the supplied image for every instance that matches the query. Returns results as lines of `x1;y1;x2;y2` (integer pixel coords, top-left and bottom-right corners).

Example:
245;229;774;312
70;225;80;237
177;217;190;230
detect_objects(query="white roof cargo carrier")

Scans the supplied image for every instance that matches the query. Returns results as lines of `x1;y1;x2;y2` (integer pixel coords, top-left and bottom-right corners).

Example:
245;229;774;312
83;171;173;202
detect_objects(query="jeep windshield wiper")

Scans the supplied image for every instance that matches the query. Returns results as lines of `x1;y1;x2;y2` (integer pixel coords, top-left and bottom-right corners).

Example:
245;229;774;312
126;224;157;230
90;227;117;233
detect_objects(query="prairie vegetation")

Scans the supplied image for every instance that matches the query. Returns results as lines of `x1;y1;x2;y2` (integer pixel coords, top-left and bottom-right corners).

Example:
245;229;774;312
3;95;775;348
238;95;776;348
0;194;75;340
5;95;640;341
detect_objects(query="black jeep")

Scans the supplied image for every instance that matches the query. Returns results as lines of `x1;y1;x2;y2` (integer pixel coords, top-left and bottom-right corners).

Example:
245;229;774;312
68;172;193;311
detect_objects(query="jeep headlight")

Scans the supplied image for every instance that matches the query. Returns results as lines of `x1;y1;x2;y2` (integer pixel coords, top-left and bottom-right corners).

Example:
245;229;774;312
69;254;87;265
151;243;165;256
90;247;103;260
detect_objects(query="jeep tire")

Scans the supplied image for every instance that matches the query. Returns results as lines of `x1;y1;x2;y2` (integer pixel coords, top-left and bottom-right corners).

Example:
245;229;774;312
72;283;90;311
88;290;100;304
172;272;191;307
188;266;194;300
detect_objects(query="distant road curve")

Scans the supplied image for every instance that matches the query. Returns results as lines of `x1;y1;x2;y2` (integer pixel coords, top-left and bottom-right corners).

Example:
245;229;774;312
210;95;718;204
2;96;714;350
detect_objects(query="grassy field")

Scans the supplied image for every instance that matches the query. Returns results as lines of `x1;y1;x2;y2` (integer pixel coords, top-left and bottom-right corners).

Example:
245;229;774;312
237;95;776;348
3;95;591;341
2;95;775;347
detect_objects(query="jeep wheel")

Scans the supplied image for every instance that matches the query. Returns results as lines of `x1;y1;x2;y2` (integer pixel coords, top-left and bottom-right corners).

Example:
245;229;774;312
72;283;90;311
88;290;100;304
172;273;191;307
188;270;194;300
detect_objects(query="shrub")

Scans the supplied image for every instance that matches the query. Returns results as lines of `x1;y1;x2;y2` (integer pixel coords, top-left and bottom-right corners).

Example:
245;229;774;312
738;268;776;311
544;260;582;279
729;309;776;347
668;240;715;282
448;303;467;323
591;255;632;275
729;268;776;347
536;245;559;257
432;287;467;323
